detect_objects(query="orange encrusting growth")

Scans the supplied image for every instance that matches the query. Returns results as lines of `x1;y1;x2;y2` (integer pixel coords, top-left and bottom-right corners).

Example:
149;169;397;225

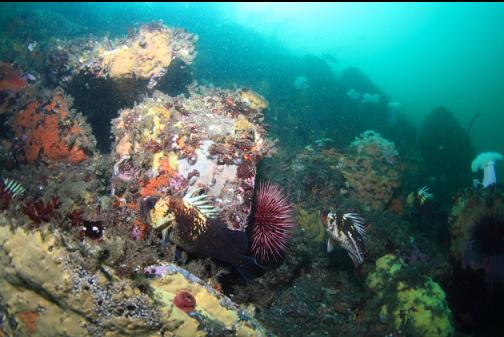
0;62;27;92
140;174;171;197
133;219;149;240
388;198;404;215
14;101;42;129
140;157;175;197
16;310;39;335
13;91;89;164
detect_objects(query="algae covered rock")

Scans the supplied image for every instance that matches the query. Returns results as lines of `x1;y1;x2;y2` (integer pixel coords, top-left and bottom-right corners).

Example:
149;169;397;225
339;130;401;210
449;186;504;283
0;223;89;337
366;254;404;290
148;264;270;337
48;22;197;85
9;88;96;165
111;87;274;232
296;208;325;244
0;62;29;115
366;254;454;337
0;216;271;337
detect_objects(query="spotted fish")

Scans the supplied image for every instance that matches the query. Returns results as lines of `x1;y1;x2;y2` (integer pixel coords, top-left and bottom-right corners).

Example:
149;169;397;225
142;190;263;279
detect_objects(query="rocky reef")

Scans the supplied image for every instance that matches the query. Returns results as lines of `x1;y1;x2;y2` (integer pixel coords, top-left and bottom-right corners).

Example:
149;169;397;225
9;88;96;164
278;131;401;212
111;86;272;233
0;20;276;336
419;107;474;209
366;254;454;337
47;23;196;87
0;62;29;115
339;130;401;211
0;8;481;336
449;187;504;274
446;186;504;335
49;23;198;150
0;216;269;337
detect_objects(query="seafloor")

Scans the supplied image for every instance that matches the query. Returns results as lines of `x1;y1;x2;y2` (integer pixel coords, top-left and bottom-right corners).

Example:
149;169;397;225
0;7;503;337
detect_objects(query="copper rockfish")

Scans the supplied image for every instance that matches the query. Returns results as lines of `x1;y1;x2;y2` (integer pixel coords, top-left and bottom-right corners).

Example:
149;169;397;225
142;191;262;279
321;210;366;266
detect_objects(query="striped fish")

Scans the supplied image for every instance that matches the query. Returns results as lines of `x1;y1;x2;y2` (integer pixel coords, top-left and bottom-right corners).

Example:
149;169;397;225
2;178;25;199
142;189;262;279
321;210;366;266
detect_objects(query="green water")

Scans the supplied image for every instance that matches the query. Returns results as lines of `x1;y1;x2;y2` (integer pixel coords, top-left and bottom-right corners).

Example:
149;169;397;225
3;2;503;159
231;3;504;162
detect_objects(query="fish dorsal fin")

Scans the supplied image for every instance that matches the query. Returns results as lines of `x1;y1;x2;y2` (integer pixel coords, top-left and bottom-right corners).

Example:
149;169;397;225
183;189;218;219
342;212;366;237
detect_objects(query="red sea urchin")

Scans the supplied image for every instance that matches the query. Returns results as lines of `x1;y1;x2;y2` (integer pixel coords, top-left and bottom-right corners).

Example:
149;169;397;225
465;211;504;284
249;182;296;263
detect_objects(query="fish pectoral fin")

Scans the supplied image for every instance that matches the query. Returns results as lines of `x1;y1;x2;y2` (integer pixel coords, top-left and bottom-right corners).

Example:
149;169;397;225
341;237;364;266
237;255;265;280
327;238;336;253
160;228;170;250
174;246;185;264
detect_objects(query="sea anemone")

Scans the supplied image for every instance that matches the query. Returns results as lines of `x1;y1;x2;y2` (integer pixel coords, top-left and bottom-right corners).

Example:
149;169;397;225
465;211;504;284
249;182;296;263
471;152;503;188
173;291;196;313
361;92;380;104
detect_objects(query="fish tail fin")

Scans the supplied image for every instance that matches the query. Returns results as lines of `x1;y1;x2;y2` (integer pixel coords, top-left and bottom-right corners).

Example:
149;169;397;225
236;255;265;280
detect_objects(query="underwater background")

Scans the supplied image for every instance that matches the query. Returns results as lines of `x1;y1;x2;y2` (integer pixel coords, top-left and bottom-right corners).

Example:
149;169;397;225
1;2;504;337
